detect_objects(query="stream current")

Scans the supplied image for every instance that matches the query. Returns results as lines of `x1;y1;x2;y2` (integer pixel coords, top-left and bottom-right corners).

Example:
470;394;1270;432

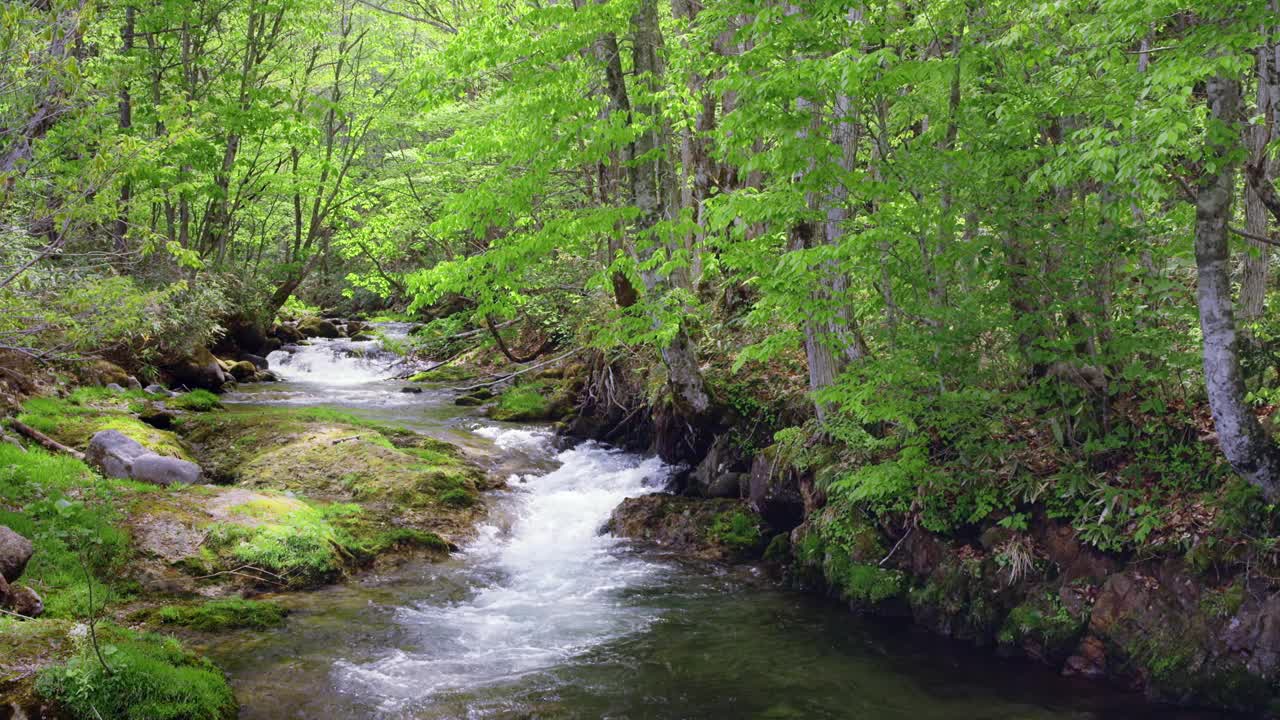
200;325;1237;719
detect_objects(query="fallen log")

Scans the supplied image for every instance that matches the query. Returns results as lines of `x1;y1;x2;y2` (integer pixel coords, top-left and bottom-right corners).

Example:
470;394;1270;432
8;418;85;461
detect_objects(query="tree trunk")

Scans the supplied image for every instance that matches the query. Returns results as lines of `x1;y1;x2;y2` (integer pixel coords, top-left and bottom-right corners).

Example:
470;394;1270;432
1242;34;1279;323
630;0;711;416
1196;74;1280;500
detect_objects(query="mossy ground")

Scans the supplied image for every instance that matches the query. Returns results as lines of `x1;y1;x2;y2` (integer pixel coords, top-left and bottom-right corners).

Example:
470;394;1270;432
139;598;287;632
0;443;146;617
18;391;194;460
407;365;475;383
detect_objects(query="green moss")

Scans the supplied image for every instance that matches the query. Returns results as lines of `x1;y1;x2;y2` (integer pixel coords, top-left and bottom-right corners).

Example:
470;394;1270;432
35;625;236;720
840;563;905;604
407;365;474;383
182;408;482;508
18;396;193;460
146;599;287;632
707;510;765;552
489;384;555;422
439;488;476;508
763;533;792;563
0;444;141;617
172;390;222;412
1200;580;1245;620
206;498;345;585
997;592;1086;661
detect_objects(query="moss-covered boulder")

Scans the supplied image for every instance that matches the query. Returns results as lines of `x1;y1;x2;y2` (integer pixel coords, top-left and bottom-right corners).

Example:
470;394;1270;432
181;407;487;508
488;381;575;422
296;317;340;339
605;495;767;561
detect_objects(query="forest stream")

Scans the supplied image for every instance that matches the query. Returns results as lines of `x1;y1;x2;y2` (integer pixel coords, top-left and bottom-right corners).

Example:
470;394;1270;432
186;327;1236;720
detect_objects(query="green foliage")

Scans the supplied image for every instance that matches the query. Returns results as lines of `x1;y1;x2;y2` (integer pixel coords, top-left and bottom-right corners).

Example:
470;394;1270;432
0;445;137;617
490;384;555;422
149;599;287;632
998;593;1087;660
36;626;236;720
707;511;765;552
17;395;192;460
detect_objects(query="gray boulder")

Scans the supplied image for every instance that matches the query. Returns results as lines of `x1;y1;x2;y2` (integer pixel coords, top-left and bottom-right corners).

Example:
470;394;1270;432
241;353;269;370
0;526;34;583
105;382;127;393
130;455;203;486
126;376;143;391
145;383;176;397
87;430;148;478
87;430;203;486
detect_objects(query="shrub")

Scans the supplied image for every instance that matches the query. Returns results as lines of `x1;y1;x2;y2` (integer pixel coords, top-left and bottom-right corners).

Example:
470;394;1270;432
36;626;236;720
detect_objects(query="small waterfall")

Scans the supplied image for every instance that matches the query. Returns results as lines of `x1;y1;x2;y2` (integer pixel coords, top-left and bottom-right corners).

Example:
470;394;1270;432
332;426;672;711
266;323;411;386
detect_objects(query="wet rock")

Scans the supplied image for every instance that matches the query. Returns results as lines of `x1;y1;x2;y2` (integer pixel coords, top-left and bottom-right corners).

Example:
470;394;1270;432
87;430;203;486
748;450;805;533
272;322;305;343
130;454;203;486
227;360;258;381
345;320;367;335
7;585;42;618
252;370;280;383
297;317;340;339
144;383;177;397
104;383;127;394
350;333;375;342
138;403;177;430
241;353;269;370
401;386;423;394
454;394;485;406
0;526;34;582
82;359;130;387
689;435;746;499
262;337;283;354
163;346;232;391
87;430;149;478
605;494;765;561
1033;520;1117;582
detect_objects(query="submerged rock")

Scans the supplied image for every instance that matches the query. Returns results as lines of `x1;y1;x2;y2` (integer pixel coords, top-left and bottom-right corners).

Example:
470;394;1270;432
0;526;34;582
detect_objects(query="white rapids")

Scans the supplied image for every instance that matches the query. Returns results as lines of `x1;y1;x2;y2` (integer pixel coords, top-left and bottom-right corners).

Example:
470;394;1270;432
332;426;673;712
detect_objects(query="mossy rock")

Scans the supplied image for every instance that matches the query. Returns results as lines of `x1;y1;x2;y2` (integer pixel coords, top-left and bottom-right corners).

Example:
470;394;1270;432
407;365;475;383
997;590;1087;664
489;381;573;422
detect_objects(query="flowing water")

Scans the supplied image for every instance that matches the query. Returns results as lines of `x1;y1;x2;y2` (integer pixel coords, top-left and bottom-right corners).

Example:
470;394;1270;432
201;327;1238;720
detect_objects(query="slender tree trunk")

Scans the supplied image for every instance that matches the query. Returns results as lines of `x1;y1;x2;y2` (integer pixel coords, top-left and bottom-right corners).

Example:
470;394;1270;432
1196;73;1280;500
631;0;711;416
1242;34;1278;323
111;5;135;256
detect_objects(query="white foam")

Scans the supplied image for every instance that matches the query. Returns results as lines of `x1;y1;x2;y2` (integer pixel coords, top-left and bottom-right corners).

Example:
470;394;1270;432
332;428;672;709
